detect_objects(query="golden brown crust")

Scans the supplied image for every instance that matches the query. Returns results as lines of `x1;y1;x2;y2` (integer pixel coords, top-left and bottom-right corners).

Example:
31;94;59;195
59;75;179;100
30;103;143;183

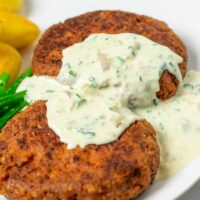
1;10;186;199
32;10;187;100
0;101;160;200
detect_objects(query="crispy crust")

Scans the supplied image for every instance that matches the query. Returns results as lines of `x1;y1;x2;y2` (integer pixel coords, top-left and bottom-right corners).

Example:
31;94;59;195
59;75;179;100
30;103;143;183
1;10;185;199
32;10;187;99
0;101;160;200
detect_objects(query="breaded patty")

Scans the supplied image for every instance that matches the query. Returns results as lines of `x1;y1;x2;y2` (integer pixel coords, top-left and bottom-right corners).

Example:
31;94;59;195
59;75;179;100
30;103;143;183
32;10;187;99
0;11;174;200
0;101;160;200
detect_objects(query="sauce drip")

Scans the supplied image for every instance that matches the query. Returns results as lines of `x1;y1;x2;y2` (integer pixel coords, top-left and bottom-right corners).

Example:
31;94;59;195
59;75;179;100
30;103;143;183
136;70;200;180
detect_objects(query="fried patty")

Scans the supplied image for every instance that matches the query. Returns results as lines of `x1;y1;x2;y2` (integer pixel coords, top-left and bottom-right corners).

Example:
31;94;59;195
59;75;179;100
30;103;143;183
0;101;159;200
0;9;187;200
32;10;187;99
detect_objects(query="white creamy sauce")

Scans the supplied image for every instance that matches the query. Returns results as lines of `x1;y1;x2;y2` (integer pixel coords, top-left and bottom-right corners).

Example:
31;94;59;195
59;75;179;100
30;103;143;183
46;88;138;148
17;75;139;149
17;33;182;150
59;33;182;108
17;33;200;180
136;70;200;180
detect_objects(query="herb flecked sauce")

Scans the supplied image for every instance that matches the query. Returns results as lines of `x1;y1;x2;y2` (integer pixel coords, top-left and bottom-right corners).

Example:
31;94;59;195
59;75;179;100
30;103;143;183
16;33;200;180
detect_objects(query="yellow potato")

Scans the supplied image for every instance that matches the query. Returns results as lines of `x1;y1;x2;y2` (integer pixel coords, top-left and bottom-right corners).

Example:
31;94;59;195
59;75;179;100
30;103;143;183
0;0;23;13
0;42;21;83
0;11;40;49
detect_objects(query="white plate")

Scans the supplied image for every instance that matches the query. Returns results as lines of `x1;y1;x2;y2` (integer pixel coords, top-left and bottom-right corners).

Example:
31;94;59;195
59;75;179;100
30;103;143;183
1;0;200;199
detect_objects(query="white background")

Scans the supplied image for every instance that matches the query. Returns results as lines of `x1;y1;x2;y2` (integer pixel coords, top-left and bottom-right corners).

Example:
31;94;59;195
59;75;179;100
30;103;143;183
1;0;200;199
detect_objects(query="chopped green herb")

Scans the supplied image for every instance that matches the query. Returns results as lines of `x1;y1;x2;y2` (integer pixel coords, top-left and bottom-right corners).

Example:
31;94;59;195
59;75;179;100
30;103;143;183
152;99;158;106
109;106;118;112
99;81;109;89
78;61;83;65
77;128;95;136
114;83;121;87
135;43;140;50
65;63;71;68
69;85;74;90
76;94;82;98
69;70;77;77
99;115;106;119
159;62;167;76
168;61;177;74
116;68;121;78
117;56;125;63
169;62;175;67
46;90;54;93
92;35;98;40
77;99;86;107
128;46;136;57
183;83;194;89
127;95;137;110
146;110;152;113
139;76;143;82
76;94;87;107
89;77;98;89
159;123;164;130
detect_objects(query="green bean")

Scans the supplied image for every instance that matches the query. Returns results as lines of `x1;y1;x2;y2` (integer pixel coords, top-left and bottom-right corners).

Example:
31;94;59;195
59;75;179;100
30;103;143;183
0;100;28;129
0;102;20;115
0;73;10;95
0;105;12;115
0;90;26;109
5;68;32;95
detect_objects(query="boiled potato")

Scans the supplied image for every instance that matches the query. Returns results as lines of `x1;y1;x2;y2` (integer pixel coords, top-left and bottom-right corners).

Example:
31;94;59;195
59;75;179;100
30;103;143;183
0;11;40;49
0;0;23;13
0;42;21;82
